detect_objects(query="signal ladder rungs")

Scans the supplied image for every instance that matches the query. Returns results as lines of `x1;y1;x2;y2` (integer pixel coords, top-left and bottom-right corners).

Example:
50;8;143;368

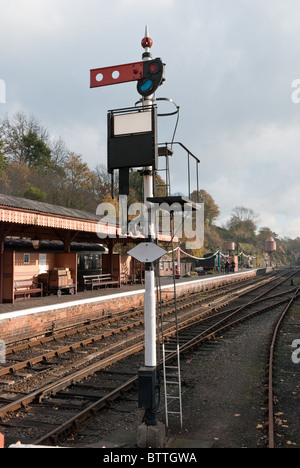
162;344;183;428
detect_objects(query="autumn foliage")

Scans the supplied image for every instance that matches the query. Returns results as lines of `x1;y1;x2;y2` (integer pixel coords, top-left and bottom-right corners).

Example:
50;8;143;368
1;111;299;265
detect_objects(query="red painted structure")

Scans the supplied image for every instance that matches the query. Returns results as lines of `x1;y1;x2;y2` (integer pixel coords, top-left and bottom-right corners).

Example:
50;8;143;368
90;62;144;88
0;194;175;303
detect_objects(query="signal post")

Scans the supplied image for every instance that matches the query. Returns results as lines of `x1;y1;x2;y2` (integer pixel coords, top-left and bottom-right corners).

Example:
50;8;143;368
90;27;166;447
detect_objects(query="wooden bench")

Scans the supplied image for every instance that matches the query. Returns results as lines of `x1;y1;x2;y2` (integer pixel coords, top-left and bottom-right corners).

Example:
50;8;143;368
14;280;43;300
83;274;98;291
83;274;120;291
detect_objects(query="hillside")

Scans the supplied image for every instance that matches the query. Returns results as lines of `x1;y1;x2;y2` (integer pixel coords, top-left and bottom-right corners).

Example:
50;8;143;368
1;112;299;266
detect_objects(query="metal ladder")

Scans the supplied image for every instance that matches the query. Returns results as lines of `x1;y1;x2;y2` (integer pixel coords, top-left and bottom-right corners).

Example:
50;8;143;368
162;343;183;428
155;163;183;428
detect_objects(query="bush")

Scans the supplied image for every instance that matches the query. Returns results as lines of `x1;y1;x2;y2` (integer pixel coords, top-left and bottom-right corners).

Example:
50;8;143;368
22;183;47;201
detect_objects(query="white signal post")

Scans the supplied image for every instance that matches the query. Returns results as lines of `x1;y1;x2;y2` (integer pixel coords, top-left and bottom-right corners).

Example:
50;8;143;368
141;26;157;370
89;26;165;435
128;242;167;370
141;26;156;237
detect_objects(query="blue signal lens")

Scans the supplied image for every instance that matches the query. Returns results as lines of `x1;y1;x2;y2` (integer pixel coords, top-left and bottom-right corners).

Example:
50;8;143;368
141;79;152;92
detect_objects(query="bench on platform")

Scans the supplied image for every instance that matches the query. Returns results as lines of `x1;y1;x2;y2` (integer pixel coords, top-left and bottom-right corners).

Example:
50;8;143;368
14;279;43;300
83;274;120;291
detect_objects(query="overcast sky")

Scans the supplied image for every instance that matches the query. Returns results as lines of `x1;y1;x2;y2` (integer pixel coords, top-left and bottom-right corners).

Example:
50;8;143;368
1;0;300;239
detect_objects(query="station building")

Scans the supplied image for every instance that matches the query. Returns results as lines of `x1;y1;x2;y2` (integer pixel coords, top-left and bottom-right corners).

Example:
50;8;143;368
0;194;170;304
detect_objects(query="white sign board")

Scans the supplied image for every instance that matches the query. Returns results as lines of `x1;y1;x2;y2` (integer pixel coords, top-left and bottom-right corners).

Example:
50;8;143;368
127;242;167;263
113;111;152;136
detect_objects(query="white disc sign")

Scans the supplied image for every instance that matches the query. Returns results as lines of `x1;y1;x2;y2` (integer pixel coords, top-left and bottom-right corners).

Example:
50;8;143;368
127;242;167;263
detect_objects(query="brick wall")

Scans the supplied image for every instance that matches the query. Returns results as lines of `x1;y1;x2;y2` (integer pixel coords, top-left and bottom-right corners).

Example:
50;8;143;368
0;270;258;345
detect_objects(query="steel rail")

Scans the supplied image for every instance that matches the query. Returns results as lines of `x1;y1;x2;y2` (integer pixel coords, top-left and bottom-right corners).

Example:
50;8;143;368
0;292;232;421
0;277;265;418
30;280;299;446
0;320;144;377
0;274;278;377
164;292;299;359
0;338;145;422
33;375;138;446
6;268;288;353
0;272;295;422
0;294;227;377
267;287;300;449
5;273;258;354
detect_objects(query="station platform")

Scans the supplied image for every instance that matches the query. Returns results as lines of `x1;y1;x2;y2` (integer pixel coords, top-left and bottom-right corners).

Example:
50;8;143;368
0;269;267;344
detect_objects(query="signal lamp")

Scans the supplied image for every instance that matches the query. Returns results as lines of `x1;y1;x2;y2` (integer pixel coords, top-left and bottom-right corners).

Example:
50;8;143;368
137;58;165;97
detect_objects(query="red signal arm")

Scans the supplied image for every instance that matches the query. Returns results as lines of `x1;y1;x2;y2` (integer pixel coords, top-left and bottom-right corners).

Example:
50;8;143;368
90;61;144;88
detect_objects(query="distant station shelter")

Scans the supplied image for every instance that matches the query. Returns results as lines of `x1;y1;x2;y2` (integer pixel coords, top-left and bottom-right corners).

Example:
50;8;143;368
0;194;174;304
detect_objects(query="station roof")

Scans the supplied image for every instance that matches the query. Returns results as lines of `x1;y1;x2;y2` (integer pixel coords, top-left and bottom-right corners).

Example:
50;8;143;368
0;193;115;243
0;193;177;245
0;194;99;222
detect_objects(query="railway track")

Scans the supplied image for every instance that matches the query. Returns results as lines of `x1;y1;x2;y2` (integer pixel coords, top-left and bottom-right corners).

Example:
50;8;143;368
267;287;300;448
4;271;272;351
0;268;298;447
0;272;280;380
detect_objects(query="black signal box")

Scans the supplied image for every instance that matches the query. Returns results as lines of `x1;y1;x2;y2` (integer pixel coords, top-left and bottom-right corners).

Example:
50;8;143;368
107;105;158;174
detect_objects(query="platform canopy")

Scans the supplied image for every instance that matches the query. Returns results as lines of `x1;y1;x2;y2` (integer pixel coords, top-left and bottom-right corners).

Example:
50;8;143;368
0;193;175;248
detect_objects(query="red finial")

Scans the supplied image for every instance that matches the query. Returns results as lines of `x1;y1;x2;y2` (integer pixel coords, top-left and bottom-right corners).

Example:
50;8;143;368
141;25;153;49
141;36;153;49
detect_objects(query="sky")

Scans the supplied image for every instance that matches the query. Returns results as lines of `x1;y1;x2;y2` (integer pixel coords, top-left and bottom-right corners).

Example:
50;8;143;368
1;0;300;239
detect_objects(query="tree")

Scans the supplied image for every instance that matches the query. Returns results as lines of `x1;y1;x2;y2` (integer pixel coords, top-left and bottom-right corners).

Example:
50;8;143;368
231;206;259;223
22;183;47;201
4;161;31;196
63;152;94;209
0;141;9;182
227;206;258;241
64;152;93;190
50;136;69;167
129;171;143;202
22;130;52;169
190;189;220;225
90;164;112;202
0;111;68;171
0;112;50;164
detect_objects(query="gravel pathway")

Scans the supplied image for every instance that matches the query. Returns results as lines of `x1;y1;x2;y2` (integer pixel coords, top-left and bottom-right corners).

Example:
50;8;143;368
165;305;299;448
80;301;299;449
